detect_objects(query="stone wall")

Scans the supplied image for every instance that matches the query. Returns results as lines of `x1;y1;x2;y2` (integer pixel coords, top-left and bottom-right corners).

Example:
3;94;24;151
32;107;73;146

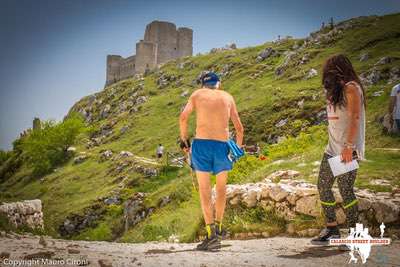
119;56;136;81
216;170;400;231
0;199;44;230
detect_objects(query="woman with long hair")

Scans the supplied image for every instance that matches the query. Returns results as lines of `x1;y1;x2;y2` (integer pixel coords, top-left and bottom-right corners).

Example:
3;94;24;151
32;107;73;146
311;54;366;245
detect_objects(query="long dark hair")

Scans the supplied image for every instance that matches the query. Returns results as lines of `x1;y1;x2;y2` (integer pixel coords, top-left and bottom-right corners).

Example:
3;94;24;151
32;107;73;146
322;54;366;109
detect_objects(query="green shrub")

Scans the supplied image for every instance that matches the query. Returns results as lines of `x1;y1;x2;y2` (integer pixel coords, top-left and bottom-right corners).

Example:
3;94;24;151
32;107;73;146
228;155;266;184
142;224;169;241
0;154;22;181
269;125;327;159
20;113;87;176
0;150;12;165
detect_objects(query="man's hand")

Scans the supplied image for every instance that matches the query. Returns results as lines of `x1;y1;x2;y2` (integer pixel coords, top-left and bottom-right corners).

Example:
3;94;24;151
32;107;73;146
341;147;353;163
179;138;191;153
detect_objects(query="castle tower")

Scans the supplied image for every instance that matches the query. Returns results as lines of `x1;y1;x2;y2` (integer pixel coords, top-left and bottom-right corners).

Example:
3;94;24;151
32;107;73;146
135;40;157;73
106;55;123;86
104;21;193;87
177;27;193;58
32;117;41;131
144;21;178;64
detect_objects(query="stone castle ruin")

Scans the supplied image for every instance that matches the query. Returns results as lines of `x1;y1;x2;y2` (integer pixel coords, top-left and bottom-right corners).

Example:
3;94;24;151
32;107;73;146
105;21;193;86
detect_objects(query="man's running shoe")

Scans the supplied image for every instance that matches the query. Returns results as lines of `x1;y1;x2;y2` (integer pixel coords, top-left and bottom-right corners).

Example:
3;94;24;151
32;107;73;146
196;234;221;251
311;227;340;245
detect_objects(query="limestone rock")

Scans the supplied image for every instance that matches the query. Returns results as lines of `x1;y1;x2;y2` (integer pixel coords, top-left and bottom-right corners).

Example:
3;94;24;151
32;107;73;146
266;170;300;183
275;118;288;128
73;154;88;164
372;200;400;223
335;207;346;225
379;113;399;134
306;68;318;79
120;125;129;134
269;185;289;202
104;196;121;205
119;151;134;157
361;68;381;85
0;199;44;230
375;56;394;66
135;96;148;105
100;150;113;161
295;195;320;217
100;104;111;119
180;90;189;97
256;47;276;63
358;197;372;211
359;53;369;62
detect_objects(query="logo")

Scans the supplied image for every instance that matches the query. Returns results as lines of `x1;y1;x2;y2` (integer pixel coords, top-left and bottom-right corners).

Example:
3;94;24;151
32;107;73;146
329;223;391;264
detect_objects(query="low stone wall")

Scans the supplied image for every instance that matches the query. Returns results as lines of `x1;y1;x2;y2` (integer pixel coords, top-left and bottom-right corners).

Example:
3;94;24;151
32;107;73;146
219;171;400;230
0;199;44;230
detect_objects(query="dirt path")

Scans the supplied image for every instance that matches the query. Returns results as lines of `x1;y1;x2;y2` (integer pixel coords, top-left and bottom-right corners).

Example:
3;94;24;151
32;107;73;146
1;234;399;267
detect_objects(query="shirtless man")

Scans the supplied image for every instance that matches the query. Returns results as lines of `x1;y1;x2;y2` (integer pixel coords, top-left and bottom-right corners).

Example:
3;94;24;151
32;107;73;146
179;72;244;251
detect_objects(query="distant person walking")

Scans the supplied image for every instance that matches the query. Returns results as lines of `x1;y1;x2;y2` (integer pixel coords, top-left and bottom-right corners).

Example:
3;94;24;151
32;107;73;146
179;72;244;251
156;144;164;159
389;83;400;132
312;54;366;245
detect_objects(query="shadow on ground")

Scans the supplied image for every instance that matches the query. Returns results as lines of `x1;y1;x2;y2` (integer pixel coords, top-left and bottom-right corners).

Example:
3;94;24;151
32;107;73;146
278;245;346;259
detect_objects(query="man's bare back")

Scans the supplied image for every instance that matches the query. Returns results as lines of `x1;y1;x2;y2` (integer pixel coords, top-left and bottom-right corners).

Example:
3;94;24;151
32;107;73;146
179;87;243;146
192;88;232;141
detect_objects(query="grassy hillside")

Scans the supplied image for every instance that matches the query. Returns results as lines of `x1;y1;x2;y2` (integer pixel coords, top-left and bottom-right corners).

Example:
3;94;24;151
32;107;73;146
1;13;399;242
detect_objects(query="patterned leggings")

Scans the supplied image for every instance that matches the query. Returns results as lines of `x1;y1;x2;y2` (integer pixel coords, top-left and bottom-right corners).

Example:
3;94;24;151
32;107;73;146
317;153;359;227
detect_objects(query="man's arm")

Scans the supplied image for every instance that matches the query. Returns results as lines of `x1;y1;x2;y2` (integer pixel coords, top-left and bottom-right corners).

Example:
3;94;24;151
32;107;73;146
230;97;244;147
179;95;195;142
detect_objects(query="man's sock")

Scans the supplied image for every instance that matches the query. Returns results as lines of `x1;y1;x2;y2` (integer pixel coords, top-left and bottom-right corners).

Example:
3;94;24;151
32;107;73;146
215;220;222;234
205;223;216;238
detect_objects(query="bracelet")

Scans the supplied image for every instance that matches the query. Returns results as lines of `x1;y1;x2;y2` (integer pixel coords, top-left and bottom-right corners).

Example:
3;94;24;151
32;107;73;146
344;142;356;149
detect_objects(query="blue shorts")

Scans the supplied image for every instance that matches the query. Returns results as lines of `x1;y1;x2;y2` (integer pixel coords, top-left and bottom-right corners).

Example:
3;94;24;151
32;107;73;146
191;139;233;175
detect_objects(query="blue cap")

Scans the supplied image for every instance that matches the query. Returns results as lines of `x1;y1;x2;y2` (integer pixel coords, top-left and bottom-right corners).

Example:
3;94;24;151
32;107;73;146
201;72;220;86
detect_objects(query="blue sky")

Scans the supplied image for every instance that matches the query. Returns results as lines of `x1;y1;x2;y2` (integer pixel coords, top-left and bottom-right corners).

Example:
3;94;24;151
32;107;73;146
1;0;400;150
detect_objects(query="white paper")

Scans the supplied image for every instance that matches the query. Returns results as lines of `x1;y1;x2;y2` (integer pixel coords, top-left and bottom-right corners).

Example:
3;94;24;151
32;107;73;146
327;155;359;177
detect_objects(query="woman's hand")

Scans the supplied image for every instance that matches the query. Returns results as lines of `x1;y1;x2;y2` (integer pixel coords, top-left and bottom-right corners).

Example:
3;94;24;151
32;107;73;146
341;147;353;163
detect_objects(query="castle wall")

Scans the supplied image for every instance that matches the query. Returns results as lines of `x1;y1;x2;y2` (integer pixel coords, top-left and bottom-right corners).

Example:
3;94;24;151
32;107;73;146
135;40;157;73
106;55;123;86
119;56;136;80
177;27;193;58
144;21;178;64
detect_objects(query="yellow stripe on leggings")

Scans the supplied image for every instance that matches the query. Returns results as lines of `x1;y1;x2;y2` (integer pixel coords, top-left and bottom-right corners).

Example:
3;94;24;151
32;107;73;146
320;200;336;206
343;199;358;209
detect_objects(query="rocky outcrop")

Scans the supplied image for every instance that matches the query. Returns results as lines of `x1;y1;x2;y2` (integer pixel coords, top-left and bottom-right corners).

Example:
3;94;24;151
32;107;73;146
256;47;276;63
0;199;44;230
378;113;399;134
124;192;152;232
217;170;400;227
59;203;106;237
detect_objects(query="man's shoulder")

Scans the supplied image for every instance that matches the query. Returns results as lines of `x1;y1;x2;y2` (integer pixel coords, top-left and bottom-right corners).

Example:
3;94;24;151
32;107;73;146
191;89;206;97
219;90;234;99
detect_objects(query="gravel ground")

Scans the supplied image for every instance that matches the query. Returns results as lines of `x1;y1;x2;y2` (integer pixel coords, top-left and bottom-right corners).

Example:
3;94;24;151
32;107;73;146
0;234;399;267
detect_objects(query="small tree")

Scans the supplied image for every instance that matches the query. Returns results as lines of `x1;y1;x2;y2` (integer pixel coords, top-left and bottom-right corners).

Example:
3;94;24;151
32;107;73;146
21;113;86;176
